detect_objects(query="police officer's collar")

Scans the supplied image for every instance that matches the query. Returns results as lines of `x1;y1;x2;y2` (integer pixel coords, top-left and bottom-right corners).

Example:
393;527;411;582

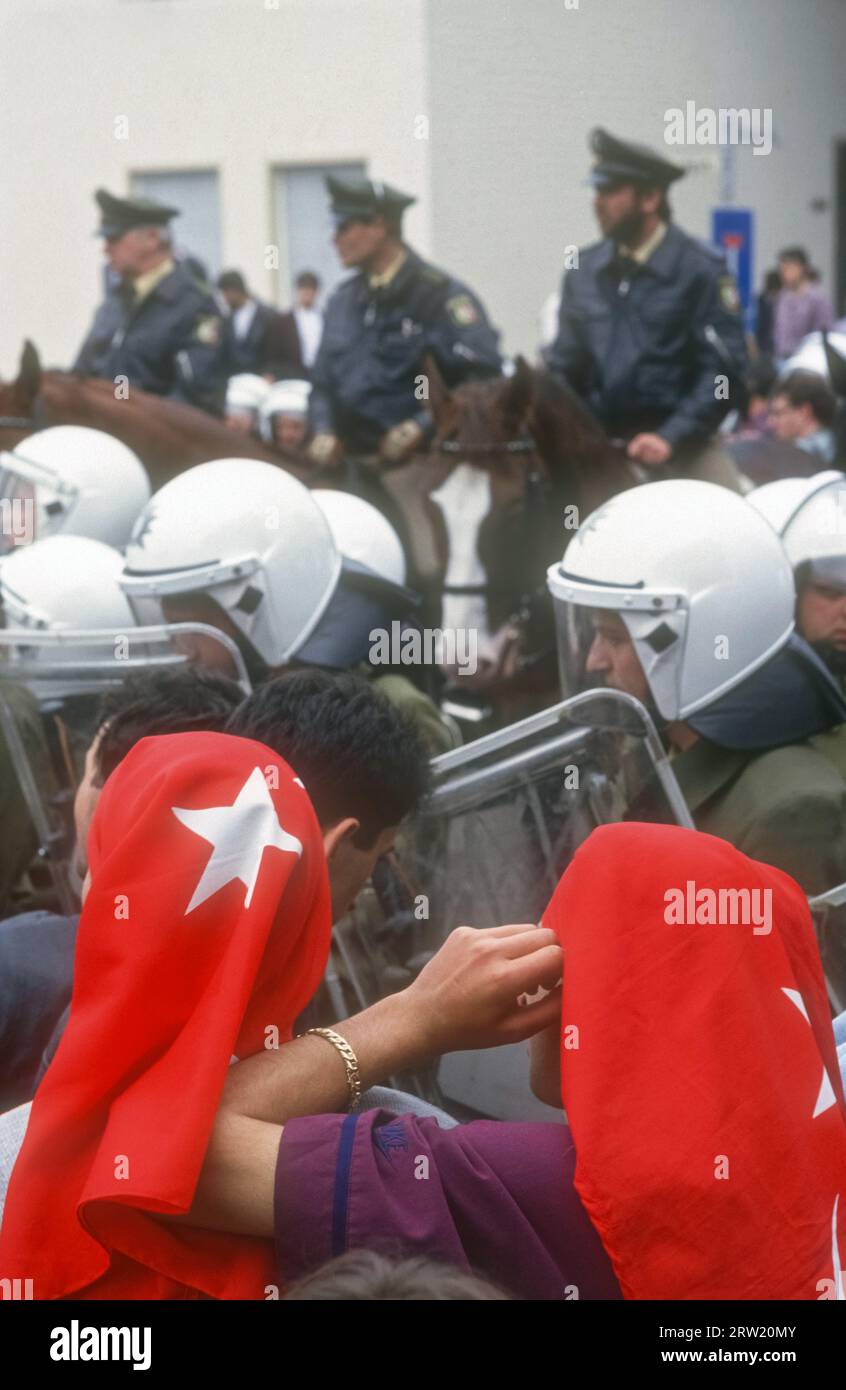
130;257;176;304
597;221;685;282
367;248;408;290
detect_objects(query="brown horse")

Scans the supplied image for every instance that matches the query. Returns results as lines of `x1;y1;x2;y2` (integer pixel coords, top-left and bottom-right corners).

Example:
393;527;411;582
0;342;305;490
372;355;636;725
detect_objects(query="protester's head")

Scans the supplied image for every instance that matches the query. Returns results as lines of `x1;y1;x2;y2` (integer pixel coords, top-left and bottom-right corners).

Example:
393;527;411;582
769;370;837;443
295;271;320;309
73;667;242;879
283;1249;510;1300
226;670;431;918
777;246;810;291
217;269;249;311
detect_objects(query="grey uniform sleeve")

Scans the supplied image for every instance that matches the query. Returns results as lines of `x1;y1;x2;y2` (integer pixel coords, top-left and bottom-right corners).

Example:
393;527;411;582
546;271;593;394
657;264;748;450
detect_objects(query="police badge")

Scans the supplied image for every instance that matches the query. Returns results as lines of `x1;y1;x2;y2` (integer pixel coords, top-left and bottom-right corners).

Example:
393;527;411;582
446;293;479;326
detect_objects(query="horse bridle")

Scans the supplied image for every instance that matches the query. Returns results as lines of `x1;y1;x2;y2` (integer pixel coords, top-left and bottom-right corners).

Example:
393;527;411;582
0;394;50;433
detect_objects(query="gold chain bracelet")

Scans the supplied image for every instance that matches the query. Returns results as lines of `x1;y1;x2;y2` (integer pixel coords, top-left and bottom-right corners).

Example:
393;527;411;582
303;1027;362;1112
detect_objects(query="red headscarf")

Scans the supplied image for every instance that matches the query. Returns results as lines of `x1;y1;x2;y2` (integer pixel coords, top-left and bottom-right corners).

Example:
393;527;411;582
0;731;332;1300
543;821;846;1300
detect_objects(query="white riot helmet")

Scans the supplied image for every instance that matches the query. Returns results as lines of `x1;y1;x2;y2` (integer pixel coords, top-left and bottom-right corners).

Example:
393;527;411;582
0;426;151;554
783;331;846;386
259;379;312;443
313;490;407;585
546;480;796;722
748;472;846;590
224;373;271;422
120;458;341;669
0;535;135;697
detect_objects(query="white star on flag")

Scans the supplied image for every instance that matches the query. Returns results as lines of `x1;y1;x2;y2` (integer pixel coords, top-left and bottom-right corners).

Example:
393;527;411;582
172;766;303;915
782;987;837;1118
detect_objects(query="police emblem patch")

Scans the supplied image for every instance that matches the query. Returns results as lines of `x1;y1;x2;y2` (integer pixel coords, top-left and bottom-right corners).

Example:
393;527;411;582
446;293;479;327
194;315;221;345
718;276;741;313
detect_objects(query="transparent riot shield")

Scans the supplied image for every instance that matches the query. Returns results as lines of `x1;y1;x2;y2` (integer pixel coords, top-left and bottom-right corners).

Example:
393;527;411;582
320;689;693;1118
808;882;846;1015
0;624;251;915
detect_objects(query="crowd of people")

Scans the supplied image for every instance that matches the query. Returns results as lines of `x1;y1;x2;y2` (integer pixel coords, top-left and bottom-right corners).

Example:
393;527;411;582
1;124;846;1302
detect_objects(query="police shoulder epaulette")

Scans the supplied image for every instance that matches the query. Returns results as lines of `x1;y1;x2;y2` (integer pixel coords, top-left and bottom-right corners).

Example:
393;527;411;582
691;236;725;265
420;263;450;289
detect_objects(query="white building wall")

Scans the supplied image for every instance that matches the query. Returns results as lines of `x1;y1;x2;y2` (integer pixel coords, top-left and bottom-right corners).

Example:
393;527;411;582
425;0;846;355
1;0;844;374
0;0;431;374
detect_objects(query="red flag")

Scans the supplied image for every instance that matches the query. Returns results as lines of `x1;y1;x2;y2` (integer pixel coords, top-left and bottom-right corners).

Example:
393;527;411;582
0;731;332;1299
543;822;846;1300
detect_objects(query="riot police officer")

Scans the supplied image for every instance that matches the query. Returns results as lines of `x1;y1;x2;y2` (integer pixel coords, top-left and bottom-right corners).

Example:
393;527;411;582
547;129;747;488
73;189;225;413
546;479;846;995
308;175;502;467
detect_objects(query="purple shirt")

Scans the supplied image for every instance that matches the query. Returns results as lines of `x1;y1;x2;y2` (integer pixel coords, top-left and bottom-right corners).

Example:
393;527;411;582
774;283;835;360
275;1109;621;1300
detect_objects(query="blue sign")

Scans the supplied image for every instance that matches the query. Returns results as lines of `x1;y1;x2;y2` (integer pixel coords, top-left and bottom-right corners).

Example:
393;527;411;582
711;207;755;332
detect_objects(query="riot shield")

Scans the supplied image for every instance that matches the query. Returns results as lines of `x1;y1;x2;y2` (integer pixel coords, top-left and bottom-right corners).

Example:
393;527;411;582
808;882;846;1015
0;624;251;914
379;689;693;1120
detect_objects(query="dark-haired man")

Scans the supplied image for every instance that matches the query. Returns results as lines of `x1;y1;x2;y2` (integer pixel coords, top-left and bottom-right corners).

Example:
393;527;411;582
225;669;431;918
769;370;838;465
547;129;746;489
217;270;279;378
1;670;432;1106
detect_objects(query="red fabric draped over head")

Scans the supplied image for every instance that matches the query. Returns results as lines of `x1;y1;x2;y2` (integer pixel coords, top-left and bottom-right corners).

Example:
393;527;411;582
543;821;846;1300
0;731;332;1300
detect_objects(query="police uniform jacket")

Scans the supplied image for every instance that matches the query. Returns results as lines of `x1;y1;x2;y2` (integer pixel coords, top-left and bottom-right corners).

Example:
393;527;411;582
310;248;502;453
547;223;747;450
74;261;225;413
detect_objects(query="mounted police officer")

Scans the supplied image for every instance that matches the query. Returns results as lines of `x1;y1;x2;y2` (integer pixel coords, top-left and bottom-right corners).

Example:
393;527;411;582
547;129;747;489
307;175;502;468
73;189;225;414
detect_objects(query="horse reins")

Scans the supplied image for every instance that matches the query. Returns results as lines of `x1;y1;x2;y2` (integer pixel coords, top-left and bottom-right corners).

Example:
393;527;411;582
0;395;50;433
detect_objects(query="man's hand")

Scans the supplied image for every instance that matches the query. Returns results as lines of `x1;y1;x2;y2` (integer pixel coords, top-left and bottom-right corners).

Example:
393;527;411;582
380;419;424;463
401;923;563;1056
626;432;672;467
307;432;343;468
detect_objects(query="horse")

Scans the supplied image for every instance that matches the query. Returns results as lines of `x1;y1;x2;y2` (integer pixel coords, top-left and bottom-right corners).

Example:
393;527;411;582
371;354;637;727
0;342;305;491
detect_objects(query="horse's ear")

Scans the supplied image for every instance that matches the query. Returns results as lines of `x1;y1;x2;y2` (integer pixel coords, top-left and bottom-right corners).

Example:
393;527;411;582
424;353;453;428
499;354;534;427
17;341;42;400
